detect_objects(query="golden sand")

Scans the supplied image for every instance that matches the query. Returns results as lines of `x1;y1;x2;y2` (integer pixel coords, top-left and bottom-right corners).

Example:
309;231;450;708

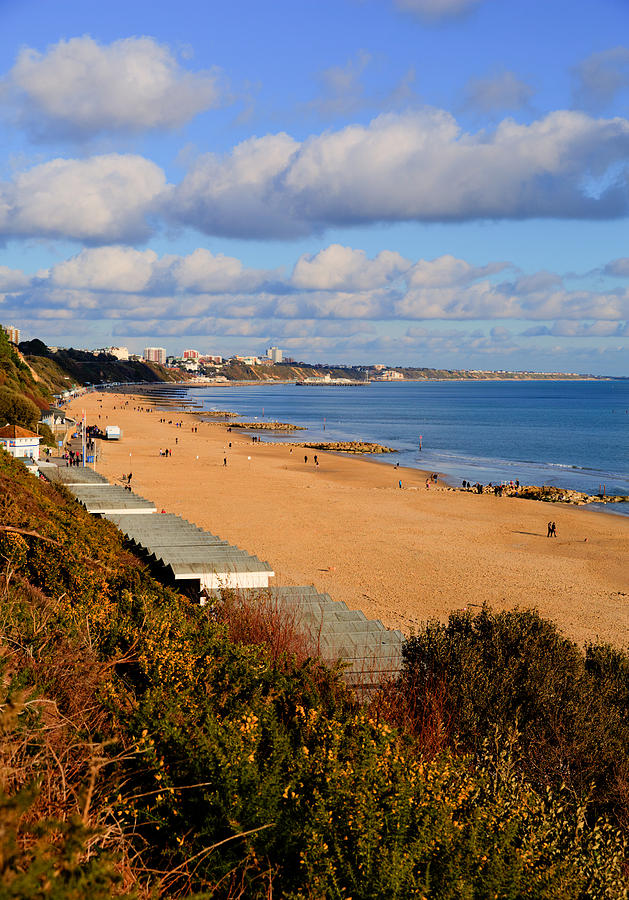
67;391;629;647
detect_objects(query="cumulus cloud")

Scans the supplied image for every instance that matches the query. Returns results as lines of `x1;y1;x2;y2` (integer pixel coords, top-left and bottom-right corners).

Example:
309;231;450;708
172;109;629;238
0;155;166;243
4;36;223;139
173;132;300;238
392;0;483;21
572;47;629;112
47;247;159;292
0;265;31;291
464;70;534;115
41;246;276;299
292;244;410;290
406;255;510;288
4;246;629;347
170;248;274;293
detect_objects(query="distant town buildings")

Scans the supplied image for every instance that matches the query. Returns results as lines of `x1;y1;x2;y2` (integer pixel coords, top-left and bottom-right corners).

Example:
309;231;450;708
143;347;166;366
183;349;200;360
99;346;129;360
2;325;20;344
267;346;283;363
375;369;404;381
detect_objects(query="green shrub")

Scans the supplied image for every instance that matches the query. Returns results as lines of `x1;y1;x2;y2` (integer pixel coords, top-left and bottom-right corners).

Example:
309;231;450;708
401;606;629;823
0;386;40;429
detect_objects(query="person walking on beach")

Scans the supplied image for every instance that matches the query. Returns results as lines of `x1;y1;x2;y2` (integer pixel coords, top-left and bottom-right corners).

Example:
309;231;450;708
547;521;552;537
223;457;227;467
304;455;308;464
551;521;557;538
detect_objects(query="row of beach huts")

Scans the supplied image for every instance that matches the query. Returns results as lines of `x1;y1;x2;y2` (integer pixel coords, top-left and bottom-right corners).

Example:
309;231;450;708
37;461;404;690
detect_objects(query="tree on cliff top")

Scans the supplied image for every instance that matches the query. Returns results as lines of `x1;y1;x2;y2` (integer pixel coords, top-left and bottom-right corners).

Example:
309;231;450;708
0;385;40;430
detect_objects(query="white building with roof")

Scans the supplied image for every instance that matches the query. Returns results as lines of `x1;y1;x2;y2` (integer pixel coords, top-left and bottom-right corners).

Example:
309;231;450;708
0;424;42;460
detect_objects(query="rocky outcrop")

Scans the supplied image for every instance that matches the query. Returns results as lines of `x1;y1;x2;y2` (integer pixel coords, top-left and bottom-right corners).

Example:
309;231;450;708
293;441;397;454
231;421;307;431
498;485;629;505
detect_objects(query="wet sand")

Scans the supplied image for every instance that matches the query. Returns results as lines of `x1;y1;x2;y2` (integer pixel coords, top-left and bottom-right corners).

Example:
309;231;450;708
66;391;629;647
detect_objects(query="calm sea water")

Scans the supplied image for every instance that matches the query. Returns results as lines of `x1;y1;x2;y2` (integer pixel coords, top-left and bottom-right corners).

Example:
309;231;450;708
189;380;629;512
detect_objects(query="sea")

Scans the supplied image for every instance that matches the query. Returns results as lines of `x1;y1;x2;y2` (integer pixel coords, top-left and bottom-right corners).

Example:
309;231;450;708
186;379;629;515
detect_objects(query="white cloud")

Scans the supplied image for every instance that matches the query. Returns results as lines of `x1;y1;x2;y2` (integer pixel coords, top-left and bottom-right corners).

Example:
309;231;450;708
5;247;629;344
48;247;159;292
292;244;410;290
172;109;629;238
0;155;166;243
0;266;31;291
406;254;510;288
43;246;275;298
392;0;483;21
4;36;223;139
173;133;300;238
171;248;273;293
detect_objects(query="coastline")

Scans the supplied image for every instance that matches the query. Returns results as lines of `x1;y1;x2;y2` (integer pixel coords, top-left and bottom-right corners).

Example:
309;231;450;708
66;391;629;647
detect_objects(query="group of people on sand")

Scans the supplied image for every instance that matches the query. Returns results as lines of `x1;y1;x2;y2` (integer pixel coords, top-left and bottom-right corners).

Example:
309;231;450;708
547;521;557;538
159;448;172;457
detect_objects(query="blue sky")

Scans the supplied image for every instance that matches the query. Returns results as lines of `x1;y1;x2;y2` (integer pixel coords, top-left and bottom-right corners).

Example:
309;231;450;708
0;0;628;374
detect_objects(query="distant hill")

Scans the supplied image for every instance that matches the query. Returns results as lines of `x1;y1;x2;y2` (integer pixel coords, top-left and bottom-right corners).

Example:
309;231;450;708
217;361;369;382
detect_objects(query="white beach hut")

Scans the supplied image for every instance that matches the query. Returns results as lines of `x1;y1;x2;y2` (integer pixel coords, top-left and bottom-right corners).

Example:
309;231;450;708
0;424;42;460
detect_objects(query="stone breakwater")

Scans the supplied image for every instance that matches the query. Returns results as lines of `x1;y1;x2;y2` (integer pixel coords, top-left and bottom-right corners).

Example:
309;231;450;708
230;421;307;431
515;485;629;506
461;483;629;506
292;441;397;454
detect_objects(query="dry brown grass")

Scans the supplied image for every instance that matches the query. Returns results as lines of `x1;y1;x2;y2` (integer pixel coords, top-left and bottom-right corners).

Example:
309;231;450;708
211;589;321;667
366;673;453;759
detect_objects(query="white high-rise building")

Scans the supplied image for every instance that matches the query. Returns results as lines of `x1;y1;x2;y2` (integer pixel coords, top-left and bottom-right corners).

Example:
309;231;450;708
2;325;20;344
143;347;166;365
267;346;283;363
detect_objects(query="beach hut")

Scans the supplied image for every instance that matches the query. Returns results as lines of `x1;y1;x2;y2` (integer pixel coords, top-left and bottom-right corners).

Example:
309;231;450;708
0;424;42;460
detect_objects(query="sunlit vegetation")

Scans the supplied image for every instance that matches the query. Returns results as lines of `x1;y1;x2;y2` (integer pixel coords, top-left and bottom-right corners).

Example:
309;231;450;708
0;329;51;428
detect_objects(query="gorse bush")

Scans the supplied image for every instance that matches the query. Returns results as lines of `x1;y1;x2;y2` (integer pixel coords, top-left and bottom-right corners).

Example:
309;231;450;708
0;451;627;897
401;606;629;825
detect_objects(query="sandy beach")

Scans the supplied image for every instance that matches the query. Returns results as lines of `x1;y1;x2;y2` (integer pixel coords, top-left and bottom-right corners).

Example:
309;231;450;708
66;391;629;647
